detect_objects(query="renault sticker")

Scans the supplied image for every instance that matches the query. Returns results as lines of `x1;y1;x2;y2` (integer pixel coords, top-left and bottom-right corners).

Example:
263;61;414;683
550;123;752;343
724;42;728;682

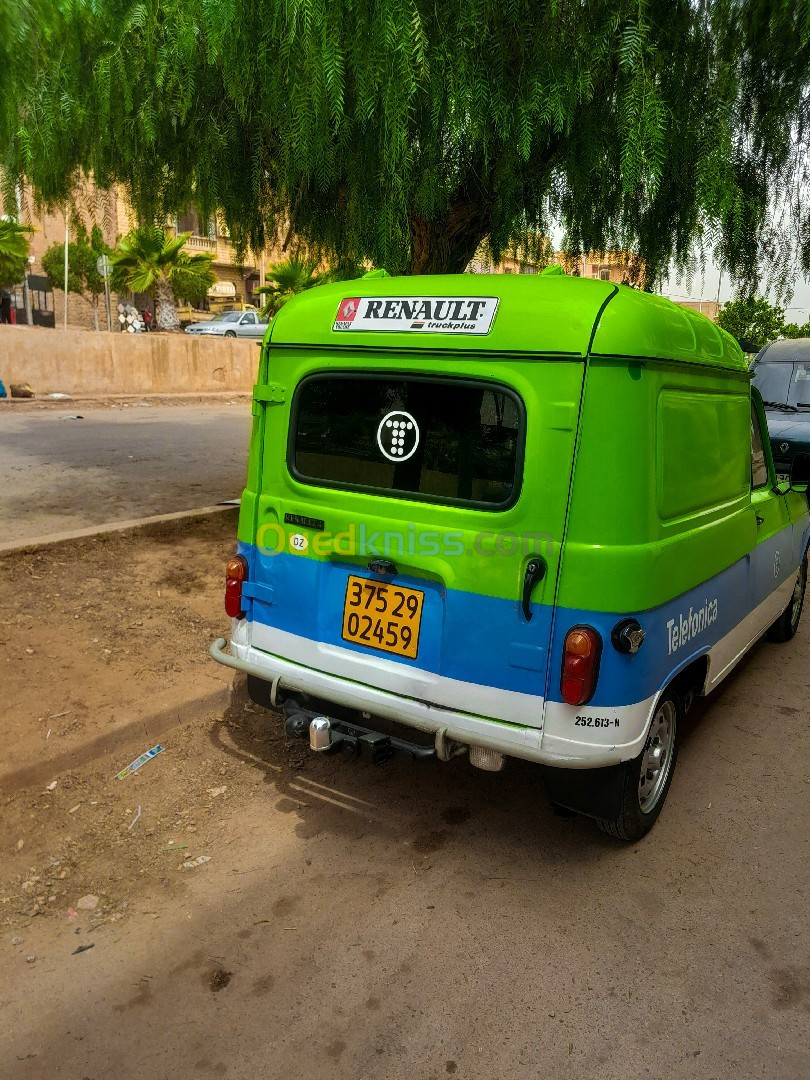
334;296;499;335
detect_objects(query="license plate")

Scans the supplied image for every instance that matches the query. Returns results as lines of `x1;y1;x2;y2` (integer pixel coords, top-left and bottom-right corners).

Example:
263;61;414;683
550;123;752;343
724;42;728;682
341;575;424;659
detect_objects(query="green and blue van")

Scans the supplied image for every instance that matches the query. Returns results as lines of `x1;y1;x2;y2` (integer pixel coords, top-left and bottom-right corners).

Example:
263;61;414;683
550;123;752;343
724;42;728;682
212;271;810;840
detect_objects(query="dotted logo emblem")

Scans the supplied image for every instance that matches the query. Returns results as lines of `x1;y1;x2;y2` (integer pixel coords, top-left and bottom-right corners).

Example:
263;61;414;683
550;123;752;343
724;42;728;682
377;410;420;463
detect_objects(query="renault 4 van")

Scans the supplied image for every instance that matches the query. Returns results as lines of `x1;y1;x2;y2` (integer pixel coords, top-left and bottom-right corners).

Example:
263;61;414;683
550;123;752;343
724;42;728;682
212;271;810;840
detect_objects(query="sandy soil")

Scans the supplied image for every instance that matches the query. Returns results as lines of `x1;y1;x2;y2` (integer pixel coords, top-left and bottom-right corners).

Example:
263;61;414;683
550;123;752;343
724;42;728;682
0;514;808;1079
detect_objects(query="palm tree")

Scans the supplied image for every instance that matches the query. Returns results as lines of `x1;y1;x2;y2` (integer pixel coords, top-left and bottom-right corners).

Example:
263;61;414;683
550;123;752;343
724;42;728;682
256;257;367;319
0;219;33;289
256;258;323;318
110;226;215;331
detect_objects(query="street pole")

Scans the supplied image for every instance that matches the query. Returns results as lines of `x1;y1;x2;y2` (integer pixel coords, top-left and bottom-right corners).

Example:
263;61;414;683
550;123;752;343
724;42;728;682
96;253;114;332
105;276;112;332
63;210;69;330
15;185;33;325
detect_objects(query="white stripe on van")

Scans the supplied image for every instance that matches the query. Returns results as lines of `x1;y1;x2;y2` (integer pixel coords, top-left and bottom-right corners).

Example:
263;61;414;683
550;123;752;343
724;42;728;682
248;622;545;727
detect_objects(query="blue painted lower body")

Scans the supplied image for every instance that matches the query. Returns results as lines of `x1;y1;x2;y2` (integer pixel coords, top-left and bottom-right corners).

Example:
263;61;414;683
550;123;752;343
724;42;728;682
238;515;809;710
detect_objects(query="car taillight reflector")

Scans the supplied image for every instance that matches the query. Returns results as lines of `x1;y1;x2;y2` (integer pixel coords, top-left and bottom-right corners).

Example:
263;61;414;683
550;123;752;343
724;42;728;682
561;625;602;706
225;555;248;618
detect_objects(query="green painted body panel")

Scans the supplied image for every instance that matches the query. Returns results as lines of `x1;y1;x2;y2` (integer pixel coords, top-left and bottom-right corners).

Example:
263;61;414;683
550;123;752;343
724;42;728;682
241;345;585;609
557;360;755;611
269;274;615;357
239;273;772;620
590;287;746;371
269;273;746;370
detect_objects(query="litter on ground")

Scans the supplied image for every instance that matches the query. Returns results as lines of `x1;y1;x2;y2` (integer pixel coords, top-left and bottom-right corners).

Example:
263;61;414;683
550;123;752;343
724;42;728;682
116;744;165;781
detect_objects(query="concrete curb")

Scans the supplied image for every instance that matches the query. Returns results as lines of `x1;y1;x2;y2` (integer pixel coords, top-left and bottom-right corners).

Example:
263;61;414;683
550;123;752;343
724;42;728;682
0;503;239;556
0;679;233;793
1;391;252;409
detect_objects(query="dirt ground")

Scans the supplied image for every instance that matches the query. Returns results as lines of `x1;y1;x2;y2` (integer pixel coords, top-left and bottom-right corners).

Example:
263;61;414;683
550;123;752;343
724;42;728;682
0;514;808;1079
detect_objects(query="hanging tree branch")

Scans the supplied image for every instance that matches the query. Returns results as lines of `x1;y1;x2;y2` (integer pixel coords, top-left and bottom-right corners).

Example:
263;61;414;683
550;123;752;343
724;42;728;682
1;0;808;288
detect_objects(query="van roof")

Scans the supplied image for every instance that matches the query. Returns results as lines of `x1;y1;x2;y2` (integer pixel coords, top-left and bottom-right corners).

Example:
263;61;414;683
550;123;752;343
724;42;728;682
270;272;746;371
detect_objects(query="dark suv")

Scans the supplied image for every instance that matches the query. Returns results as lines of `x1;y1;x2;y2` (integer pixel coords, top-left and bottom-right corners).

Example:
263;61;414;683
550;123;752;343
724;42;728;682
751;338;810;478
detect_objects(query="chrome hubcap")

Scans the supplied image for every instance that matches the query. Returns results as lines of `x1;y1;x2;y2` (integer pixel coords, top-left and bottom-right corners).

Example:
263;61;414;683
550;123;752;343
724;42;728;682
638;700;677;813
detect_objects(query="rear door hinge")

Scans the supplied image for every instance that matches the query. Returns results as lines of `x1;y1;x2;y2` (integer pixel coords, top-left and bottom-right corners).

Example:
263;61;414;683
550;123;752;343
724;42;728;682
252;382;287;415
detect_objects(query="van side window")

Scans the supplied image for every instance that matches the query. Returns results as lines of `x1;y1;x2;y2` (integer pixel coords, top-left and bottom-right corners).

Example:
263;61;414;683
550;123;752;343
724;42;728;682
751;404;769;488
656;390;750;520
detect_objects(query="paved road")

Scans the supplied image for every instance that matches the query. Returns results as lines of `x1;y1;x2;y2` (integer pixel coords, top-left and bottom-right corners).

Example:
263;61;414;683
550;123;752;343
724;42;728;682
0;404;252;544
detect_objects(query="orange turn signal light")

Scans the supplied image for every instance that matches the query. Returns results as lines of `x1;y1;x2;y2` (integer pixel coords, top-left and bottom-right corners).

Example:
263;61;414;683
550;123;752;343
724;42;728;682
561;625;602;706
225;554;248;618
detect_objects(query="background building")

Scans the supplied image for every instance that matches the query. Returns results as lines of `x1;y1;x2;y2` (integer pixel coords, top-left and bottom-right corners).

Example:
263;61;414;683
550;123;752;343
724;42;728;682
672;298;719;321
468;245;648;287
173;208;272;309
3;181;283;330
5;181;135;329
5;187;723;328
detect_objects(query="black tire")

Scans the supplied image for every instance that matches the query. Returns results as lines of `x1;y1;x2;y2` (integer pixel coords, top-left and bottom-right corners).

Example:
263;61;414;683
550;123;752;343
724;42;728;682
766;552;807;643
224;330;237;338
596;689;681;841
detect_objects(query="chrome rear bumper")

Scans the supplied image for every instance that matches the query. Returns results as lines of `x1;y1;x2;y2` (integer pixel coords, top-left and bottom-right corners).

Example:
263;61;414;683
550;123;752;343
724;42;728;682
210;637;626;769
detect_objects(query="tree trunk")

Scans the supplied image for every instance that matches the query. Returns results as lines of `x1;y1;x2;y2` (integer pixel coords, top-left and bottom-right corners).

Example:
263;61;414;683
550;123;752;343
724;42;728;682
408;200;492;275
90;293;99;332
154;275;181;331
406;145;559;275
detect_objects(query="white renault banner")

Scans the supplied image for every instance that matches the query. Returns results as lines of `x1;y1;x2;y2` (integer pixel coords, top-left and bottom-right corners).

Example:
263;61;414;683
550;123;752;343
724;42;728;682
333;295;499;335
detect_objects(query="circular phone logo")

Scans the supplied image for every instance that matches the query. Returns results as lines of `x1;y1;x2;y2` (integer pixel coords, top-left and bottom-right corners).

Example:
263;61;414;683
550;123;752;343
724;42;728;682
377;410;420;462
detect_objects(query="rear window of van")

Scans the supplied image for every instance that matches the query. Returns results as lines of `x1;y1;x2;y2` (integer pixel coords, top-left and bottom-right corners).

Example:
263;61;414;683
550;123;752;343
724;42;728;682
290;374;524;509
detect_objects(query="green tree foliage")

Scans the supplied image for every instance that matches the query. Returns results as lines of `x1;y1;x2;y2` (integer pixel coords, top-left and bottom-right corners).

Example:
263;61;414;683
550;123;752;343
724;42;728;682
0;218;32;289
41;223;110;330
1;1;809;282
110;226;215;331
781;320;810;339
255;256;364;317
256;259;323;318
717;295;789;351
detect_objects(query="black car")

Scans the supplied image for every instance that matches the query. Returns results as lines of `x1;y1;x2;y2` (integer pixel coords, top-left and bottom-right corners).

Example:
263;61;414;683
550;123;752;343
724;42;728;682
751;338;810;479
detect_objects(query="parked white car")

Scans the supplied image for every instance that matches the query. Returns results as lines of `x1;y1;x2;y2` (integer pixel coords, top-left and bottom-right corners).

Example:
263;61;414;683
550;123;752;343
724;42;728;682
184;311;269;338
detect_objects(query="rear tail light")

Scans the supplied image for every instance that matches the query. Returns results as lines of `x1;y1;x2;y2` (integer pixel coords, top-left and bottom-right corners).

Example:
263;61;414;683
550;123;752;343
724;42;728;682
225;555;248;618
561;625;602;706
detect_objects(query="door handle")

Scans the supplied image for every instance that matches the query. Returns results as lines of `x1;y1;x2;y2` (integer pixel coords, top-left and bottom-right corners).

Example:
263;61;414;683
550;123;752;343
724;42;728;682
522;558;547;621
756;515;765;527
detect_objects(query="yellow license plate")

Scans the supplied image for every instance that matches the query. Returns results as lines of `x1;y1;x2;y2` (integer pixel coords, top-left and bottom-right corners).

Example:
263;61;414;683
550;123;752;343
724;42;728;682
341;575;424;659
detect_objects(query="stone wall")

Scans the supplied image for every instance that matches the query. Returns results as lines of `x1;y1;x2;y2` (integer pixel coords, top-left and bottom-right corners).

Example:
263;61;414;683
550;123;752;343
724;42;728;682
0;325;260;396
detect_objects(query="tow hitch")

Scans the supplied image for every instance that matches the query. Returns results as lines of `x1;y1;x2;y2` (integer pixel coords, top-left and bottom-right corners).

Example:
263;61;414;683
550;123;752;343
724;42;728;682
282;700;435;765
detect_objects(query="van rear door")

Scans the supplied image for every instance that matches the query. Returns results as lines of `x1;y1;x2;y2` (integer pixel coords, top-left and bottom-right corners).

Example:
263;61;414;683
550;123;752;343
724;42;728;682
244;355;584;730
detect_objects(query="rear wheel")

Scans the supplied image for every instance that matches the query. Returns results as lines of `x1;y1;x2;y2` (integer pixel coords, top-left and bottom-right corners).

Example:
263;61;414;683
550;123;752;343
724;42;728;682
766;552;807;643
596;690;680;841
